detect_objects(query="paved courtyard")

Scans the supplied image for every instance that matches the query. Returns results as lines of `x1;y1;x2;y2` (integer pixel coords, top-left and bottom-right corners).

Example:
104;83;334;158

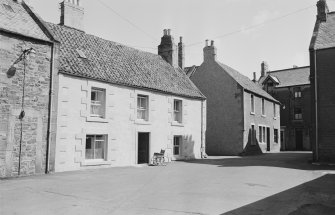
1;152;335;215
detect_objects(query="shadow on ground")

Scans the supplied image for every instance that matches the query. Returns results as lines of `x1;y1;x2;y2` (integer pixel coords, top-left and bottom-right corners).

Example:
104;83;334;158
183;152;335;171
221;174;335;215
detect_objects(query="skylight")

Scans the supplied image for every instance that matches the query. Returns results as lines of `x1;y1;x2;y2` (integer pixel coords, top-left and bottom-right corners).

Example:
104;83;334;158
76;49;87;59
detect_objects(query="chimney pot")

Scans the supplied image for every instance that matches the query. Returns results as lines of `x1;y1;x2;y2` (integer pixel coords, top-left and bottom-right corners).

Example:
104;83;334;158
158;29;179;68
211;40;214;46
253;72;257;82
167;29;171;36
163;29;167;36
205;40;209;47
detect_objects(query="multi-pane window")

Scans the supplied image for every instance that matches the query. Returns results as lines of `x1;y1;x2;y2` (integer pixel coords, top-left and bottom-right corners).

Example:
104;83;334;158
173;136;181;155
173;99;183;123
251;95;255;113
274;129;278;143
137;95;149;120
261;99;265;115
251;125;255;145
294;107;302;120
259;126;266;143
85;135;106;160
90;88;105;118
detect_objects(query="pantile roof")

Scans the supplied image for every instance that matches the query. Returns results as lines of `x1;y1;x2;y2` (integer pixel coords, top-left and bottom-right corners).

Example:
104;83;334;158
259;66;310;88
46;23;205;99
310;12;335;50
216;62;279;103
0;0;49;41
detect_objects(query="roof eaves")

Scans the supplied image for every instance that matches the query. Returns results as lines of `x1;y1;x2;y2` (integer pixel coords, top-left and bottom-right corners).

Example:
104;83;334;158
58;70;206;100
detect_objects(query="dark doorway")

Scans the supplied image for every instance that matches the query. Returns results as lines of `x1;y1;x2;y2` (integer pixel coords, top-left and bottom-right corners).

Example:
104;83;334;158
295;129;303;150
267;127;271;151
138;133;150;164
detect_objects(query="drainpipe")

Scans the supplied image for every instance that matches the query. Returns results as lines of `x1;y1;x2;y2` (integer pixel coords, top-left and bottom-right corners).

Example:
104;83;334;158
45;43;55;174
201;100;205;158
313;50;319;162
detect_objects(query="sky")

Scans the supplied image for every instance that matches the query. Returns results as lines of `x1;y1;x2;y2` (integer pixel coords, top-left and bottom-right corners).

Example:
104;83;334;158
27;0;335;79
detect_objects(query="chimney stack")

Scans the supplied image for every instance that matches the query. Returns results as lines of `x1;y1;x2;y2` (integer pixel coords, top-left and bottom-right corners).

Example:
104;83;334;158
60;0;84;31
317;0;329;22
203;39;217;62
261;61;269;77
253;72;257;83
178;37;185;69
158;29;179;68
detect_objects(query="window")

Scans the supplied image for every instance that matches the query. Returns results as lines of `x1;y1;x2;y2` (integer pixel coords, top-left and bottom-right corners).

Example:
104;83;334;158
259;126;266;143
173;99;183;123
85;135;106;160
261;99;265;115
90;88;105;118
294;107;302;120
251;125;256;145
251;95;255;113
294;88;302;98
274;129;278;143
137;95;149;120
273;103;277;118
173;136;182;155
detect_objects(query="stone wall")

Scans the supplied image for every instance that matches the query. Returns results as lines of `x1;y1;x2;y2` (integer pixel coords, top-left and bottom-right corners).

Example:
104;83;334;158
0;32;52;177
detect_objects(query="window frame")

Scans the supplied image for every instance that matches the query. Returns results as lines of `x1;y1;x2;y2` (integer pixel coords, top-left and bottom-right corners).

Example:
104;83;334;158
250;94;255;114
294;107;303;120
173;99;183;123
274;129;279;143
273;103;277;118
90;87;106;118
261;98;265;116
85;134;107;161
137;94;149;121
173;136;182;156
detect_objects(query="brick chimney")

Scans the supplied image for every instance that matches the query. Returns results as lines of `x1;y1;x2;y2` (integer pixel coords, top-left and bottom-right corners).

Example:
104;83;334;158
158;29;179;68
317;0;329;22
203;40;217;62
252;72;257;83
178;37;185;69
260;61;269;77
60;0;84;31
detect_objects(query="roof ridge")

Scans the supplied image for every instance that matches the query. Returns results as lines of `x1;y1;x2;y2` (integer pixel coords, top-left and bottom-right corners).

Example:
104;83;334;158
47;22;160;58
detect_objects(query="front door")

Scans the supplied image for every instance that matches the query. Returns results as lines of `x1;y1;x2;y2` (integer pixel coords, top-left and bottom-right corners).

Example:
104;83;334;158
295;129;303;151
138;133;149;164
267;127;271;151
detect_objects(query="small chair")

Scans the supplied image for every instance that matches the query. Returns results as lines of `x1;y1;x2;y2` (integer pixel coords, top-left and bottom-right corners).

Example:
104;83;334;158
152;149;167;166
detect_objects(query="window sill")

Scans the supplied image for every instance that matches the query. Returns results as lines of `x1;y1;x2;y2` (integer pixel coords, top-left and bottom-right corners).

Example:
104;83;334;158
135;119;151;125
86;116;108;123
273;117;277;120
261;115;266;118
171;121;184;127
250;112;255;115
82;160;112;166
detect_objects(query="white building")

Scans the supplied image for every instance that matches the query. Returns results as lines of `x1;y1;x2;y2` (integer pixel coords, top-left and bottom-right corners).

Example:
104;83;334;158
48;1;206;172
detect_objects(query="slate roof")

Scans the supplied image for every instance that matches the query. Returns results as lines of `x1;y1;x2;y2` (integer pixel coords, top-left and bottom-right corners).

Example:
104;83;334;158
216;62;279;103
0;0;49;41
310;12;335;50
46;23;205;100
259;66;310;88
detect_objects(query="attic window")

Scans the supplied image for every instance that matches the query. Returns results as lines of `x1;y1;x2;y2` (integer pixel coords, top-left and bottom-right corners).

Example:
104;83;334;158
3;4;14;12
76;49;87;59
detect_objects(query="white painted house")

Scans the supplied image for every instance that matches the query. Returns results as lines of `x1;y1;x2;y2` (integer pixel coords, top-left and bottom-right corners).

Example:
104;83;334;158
47;1;206;172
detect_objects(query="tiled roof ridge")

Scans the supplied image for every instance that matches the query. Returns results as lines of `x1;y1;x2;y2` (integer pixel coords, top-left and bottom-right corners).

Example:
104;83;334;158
46;22;160;59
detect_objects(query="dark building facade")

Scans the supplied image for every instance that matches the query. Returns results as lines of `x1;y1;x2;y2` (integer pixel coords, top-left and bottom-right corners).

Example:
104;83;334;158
310;0;335;162
258;64;311;151
186;41;280;156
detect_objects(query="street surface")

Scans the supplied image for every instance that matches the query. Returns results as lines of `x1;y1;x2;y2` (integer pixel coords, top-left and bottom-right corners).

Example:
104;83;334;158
1;152;335;215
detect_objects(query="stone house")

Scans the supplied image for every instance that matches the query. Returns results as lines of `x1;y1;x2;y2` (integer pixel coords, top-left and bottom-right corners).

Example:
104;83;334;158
46;0;206;172
258;64;311;151
186;41;280;156
310;0;335;162
0;0;58;177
